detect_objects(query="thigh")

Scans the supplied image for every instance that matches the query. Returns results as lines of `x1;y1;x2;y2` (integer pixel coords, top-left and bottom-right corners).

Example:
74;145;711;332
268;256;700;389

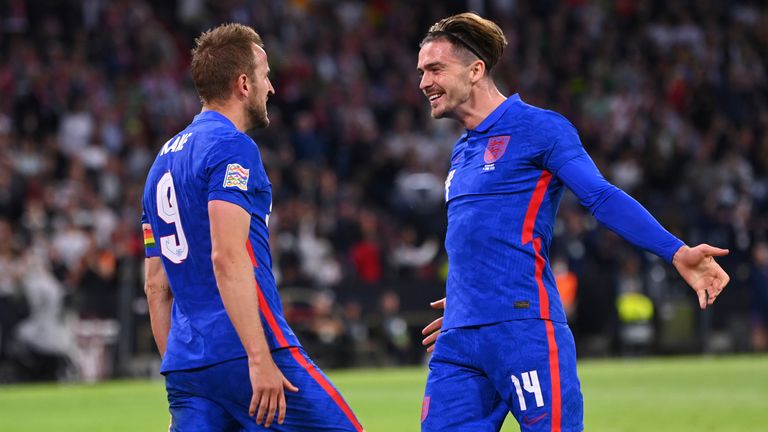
217;348;363;432
481;320;583;432
276;347;363;432
421;328;507;432
166;370;240;432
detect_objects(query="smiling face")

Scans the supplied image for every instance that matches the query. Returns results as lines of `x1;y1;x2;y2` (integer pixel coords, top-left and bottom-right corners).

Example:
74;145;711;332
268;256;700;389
417;39;475;121
245;44;275;129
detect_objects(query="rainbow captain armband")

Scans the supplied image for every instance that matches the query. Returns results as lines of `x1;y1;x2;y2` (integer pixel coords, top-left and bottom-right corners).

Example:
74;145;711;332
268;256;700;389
143;224;161;258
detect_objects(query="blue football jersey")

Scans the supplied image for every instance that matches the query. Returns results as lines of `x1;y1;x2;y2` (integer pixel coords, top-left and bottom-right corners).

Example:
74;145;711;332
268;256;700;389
142;111;300;373
443;94;684;330
444;94;592;329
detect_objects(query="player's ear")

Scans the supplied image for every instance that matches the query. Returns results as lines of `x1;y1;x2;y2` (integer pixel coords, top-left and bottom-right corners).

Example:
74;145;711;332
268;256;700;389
469;60;485;84
235;74;249;98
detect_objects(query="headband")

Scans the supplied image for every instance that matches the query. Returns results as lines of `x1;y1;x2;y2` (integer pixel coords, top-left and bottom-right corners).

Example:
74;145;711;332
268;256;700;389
428;30;491;69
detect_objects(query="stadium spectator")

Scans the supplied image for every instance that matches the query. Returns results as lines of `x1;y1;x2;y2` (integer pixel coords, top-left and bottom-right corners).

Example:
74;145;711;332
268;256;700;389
377;290;413;365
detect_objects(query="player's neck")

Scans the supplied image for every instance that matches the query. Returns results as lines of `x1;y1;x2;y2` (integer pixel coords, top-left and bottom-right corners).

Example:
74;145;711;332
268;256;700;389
200;103;249;132
458;83;506;130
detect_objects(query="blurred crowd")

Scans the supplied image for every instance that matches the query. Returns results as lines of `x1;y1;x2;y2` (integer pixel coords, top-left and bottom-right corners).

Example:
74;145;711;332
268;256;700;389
0;0;767;381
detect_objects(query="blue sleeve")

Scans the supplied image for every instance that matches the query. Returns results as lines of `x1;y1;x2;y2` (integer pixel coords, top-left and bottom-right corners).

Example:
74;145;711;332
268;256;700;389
556;153;685;263
205;133;266;213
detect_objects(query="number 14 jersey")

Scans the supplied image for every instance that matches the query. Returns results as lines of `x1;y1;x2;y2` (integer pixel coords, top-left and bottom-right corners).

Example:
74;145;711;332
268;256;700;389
442;94;682;330
141;110;300;374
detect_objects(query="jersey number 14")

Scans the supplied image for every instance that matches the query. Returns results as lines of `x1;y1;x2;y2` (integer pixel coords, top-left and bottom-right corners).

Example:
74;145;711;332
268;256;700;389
511;370;544;411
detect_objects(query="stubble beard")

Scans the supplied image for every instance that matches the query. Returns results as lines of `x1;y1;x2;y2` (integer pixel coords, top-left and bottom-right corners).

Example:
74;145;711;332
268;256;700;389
247;97;270;130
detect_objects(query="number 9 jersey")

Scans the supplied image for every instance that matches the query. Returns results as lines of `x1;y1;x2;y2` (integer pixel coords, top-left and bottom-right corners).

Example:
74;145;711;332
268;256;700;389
141;111;300;374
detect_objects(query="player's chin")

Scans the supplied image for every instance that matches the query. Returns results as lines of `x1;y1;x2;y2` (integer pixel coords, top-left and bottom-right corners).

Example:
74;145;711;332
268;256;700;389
430;107;446;119
252;114;270;129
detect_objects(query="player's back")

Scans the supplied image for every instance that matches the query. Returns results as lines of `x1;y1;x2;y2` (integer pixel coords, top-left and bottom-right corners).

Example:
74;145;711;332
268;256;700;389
142;111;263;372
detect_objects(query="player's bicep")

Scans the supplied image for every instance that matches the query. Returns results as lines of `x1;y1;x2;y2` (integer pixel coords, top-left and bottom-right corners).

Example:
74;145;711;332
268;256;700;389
556;154;619;211
209;200;250;256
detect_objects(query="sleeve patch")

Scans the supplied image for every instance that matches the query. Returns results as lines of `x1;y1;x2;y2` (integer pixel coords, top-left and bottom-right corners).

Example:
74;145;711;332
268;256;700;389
142;224;160;258
223;163;250;191
143;226;156;248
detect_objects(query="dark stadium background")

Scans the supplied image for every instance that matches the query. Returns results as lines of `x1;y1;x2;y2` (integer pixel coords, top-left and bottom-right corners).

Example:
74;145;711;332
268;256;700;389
0;0;766;384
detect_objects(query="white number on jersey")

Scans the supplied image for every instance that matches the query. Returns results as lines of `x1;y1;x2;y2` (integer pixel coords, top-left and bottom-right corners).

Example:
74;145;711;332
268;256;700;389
156;171;189;264
445;169;456;202
511;370;544;411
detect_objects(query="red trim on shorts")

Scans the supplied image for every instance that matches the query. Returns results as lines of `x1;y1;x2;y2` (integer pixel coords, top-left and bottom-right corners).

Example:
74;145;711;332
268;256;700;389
246;240;360;429
544;320;562;432
533;239;562;429
288;347;364;432
522;171;553;244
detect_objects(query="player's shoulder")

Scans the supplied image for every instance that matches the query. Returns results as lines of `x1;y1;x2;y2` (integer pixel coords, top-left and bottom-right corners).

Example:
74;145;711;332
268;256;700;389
186;112;257;146
515;100;574;130
509;100;577;148
195;124;260;160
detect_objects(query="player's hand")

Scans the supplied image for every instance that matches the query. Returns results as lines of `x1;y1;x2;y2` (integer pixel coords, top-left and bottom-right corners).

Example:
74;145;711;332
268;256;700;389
672;244;730;310
248;353;299;428
421;298;445;353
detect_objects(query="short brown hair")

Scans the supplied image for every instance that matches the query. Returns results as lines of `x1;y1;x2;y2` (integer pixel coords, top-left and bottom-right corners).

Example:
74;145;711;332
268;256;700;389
191;23;264;104
421;12;507;72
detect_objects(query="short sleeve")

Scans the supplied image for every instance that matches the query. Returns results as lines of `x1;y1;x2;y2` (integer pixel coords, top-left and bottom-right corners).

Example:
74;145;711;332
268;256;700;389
539;111;588;174
141;211;160;258
205;133;265;213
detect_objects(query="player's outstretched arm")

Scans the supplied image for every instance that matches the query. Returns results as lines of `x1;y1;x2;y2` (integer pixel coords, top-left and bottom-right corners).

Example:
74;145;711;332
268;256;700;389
144;255;172;357
421;298;445;353
555;154;732;309
672;244;730;309
209;200;298;428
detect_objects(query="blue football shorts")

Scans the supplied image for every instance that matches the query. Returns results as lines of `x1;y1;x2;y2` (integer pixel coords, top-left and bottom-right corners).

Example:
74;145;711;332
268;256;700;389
165;347;363;431
421;319;583;432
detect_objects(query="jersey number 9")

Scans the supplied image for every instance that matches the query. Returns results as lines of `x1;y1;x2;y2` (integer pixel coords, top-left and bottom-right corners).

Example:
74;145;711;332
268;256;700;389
156;172;189;264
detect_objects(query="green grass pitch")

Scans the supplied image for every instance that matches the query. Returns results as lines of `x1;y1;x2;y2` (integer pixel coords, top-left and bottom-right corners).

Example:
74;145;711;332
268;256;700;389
1;355;766;431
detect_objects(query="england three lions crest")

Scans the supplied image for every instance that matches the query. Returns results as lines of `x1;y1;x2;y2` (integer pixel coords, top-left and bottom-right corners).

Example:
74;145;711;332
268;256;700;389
483;135;510;164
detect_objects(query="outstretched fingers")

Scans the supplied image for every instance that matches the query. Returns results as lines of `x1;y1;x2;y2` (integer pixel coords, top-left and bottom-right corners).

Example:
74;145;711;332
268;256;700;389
422;316;442;337
422;298;445;352
430;298;446;310
422;329;440;346
699;244;730;258
422;316;442;352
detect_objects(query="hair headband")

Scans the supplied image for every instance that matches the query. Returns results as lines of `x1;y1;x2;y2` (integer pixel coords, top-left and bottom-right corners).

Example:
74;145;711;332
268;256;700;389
428;30;491;69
